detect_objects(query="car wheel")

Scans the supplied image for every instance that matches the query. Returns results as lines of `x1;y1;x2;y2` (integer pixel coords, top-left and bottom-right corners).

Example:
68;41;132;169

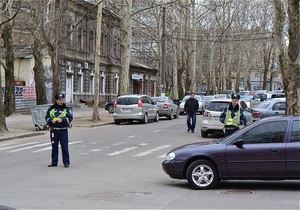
154;112;159;122
167;111;172;120
108;105;114;113
201;130;208;137
142;113;148;124
114;120;121;125
186;160;219;190
174;109;179;118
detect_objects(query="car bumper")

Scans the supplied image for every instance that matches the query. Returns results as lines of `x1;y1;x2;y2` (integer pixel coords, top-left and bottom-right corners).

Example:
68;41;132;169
158;109;170;116
201;119;224;132
162;160;186;179
113;112;144;120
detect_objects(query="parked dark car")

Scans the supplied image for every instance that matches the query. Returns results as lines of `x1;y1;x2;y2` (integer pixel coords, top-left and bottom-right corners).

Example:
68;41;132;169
162;116;300;190
105;101;115;113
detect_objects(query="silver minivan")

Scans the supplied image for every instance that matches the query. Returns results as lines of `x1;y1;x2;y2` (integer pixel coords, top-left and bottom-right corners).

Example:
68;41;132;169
113;94;159;125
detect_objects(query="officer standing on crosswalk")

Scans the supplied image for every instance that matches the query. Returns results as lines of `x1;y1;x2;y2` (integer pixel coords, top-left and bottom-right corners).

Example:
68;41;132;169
45;93;73;168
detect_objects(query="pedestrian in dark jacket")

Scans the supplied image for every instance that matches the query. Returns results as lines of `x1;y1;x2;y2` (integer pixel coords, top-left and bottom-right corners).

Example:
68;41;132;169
45;93;73;168
184;93;199;133
219;94;247;137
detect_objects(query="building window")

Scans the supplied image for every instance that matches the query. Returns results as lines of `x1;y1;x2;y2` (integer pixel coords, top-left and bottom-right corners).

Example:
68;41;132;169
83;30;87;50
78;69;83;93
90;70;94;94
114;73;119;94
78;28;82;50
255;73;260;78
100;72;105;94
89;30;95;53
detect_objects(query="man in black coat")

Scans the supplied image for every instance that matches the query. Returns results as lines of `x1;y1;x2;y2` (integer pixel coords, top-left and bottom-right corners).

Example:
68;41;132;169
184;93;199;133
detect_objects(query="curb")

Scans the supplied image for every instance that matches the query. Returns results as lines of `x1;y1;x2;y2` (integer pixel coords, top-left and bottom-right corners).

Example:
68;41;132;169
0;132;47;143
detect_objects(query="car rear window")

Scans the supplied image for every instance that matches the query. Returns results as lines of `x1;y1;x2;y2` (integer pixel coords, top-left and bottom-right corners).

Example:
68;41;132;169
207;102;230;111
157;97;166;102
117;97;139;105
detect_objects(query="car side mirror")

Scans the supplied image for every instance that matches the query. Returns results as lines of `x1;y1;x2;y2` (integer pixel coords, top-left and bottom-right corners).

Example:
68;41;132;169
234;139;245;148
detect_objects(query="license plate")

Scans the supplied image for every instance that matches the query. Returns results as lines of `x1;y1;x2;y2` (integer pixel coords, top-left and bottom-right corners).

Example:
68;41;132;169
122;108;132;113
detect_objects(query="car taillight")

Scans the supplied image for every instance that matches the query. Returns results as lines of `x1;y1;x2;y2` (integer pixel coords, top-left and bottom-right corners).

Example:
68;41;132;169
163;104;168;108
203;111;212;117
138;99;143;107
252;111;261;117
113;101;117;108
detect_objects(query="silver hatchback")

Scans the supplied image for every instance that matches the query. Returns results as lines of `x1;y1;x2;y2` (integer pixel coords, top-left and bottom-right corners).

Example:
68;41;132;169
113;94;159;125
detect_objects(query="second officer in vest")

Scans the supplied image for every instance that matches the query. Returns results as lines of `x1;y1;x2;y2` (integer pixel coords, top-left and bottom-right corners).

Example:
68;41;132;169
219;94;247;137
45;93;73;168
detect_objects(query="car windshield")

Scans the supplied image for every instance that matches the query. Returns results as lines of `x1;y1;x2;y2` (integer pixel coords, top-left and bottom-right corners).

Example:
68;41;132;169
117;97;139;105
240;96;251;102
207;101;230;111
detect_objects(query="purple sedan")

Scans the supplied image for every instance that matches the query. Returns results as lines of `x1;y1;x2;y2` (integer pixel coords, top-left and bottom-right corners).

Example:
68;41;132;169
162;116;300;190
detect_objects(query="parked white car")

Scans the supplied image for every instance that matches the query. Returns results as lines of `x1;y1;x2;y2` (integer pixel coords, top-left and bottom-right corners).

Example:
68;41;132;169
200;98;253;137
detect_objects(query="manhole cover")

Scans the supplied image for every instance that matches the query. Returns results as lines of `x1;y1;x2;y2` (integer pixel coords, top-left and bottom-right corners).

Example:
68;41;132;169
220;189;255;195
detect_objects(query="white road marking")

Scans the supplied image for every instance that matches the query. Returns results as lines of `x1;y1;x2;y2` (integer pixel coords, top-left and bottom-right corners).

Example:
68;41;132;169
153;130;160;133
8;142;51;153
91;149;102;152
31;141;83;153
113;142;125;146
139;143;148;146
107;146;138;156
158;154;166;158
0;142;39;151
127;135;136;138
134;145;172;157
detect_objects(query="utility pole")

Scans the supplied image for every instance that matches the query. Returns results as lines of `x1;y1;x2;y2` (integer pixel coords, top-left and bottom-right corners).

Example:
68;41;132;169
161;6;166;95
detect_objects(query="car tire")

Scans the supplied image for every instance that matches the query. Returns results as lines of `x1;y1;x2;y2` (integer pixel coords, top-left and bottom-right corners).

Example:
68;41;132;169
142;113;148;124
114;120;121;125
186;160;219;190
154;112;159;122
201;130;208;137
108;105;114;113
174;110;179;118
167;111;172;120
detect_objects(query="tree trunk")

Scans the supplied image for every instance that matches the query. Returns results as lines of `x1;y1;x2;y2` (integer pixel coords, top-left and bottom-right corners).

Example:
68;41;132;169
274;0;300;115
92;0;103;121
33;38;47;105
189;0;196;92
1;23;15;117
119;0;132;95
286;0;300;115
0;71;8;132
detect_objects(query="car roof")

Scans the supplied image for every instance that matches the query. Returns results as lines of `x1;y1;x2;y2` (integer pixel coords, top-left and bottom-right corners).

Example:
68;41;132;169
258;115;299;122
118;94;147;98
210;98;232;102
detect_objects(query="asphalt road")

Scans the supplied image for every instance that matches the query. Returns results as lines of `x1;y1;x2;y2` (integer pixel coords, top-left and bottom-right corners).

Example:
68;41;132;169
0;115;299;209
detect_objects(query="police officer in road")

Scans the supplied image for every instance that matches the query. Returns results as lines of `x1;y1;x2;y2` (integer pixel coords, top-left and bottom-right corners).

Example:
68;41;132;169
219;93;247;137
45;93;73;168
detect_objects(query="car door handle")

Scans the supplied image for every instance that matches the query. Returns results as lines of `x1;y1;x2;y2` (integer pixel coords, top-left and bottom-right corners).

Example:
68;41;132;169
270;148;280;153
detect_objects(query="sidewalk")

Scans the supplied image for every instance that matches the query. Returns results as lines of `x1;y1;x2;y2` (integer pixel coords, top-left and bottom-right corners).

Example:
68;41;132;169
0;107;114;142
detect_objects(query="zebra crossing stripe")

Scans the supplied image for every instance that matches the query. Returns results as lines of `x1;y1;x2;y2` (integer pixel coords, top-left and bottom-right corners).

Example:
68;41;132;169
134;145;171;157
31;141;83;153
0;142;39;151
107;146;138;156
8;142;51;153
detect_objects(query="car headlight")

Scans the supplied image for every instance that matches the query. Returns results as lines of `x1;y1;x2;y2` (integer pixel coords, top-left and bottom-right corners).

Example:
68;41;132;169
165;152;175;161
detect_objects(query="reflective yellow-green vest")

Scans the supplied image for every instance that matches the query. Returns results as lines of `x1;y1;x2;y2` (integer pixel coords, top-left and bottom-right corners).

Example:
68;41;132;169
50;108;67;121
224;106;240;127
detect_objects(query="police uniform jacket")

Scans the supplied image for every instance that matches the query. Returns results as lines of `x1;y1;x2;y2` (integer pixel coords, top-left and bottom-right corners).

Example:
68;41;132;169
45;103;73;129
219;103;247;127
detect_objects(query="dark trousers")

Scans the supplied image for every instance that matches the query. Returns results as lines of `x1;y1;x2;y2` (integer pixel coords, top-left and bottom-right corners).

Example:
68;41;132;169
224;127;239;137
50;129;70;166
186;112;197;131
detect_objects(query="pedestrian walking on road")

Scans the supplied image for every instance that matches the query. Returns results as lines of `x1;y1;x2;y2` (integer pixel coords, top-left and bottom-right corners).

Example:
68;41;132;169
219;94;247;137
184;93;199;133
45;93;73;168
